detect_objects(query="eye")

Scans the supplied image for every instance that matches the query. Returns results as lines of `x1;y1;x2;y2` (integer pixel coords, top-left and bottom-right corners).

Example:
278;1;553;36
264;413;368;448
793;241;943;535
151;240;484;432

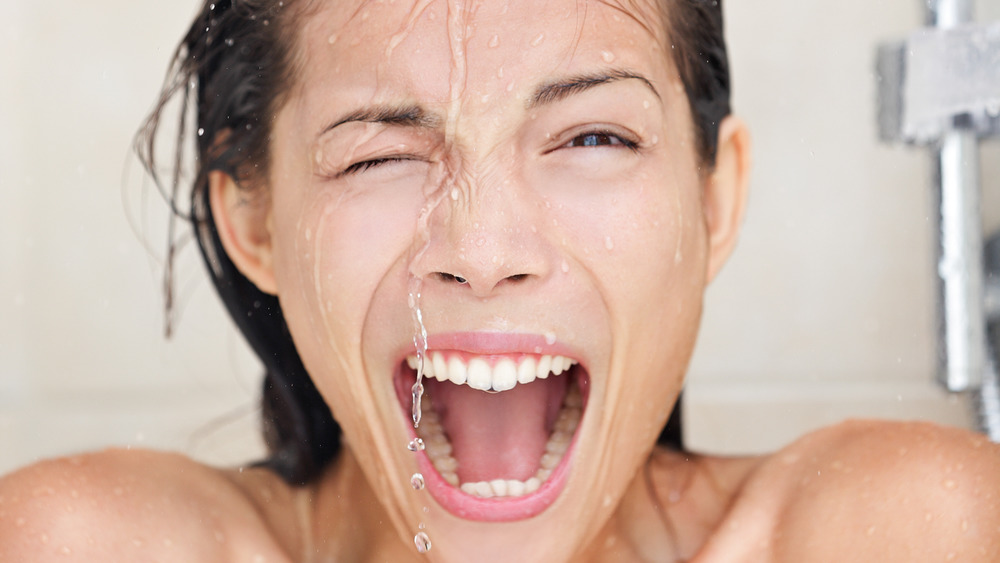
562;130;639;151
339;156;413;177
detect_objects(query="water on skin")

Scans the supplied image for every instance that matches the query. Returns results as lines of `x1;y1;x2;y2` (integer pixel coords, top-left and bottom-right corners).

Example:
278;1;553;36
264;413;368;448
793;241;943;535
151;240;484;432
400;0;482;550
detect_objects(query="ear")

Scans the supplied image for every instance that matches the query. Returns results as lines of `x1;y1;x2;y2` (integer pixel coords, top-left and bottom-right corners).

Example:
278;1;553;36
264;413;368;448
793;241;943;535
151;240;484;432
208;170;278;295
703;115;751;283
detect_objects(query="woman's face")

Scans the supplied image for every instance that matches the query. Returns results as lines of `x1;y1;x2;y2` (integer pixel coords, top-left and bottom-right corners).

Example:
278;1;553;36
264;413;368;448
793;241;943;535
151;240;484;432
242;0;723;558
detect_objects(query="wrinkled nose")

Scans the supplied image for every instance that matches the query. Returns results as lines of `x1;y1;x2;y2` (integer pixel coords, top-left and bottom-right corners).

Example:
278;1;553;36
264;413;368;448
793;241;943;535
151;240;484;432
410;172;551;298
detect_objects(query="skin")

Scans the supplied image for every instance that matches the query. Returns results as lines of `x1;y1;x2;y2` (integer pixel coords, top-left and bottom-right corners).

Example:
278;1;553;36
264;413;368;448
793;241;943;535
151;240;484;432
2;1;1000;561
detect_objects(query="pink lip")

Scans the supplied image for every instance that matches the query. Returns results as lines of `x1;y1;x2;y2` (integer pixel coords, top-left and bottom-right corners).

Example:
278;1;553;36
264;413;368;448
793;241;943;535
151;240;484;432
398;332;582;364
395;331;588;521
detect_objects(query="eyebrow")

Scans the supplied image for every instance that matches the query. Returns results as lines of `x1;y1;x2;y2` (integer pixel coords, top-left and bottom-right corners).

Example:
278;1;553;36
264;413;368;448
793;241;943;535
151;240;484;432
319;69;658;136
321;104;441;136
529;69;660;109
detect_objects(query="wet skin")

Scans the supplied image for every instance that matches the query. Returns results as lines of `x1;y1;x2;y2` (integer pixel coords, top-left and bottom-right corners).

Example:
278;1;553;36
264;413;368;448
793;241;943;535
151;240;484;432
3;0;1000;561
223;0;733;558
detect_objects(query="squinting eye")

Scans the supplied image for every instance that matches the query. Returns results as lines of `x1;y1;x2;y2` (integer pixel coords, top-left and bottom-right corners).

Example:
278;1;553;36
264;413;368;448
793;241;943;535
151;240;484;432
340;156;411;177
565;132;638;150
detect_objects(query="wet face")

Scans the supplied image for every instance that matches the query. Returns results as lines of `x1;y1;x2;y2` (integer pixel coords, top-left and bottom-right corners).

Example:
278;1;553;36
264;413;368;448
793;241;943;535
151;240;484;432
219;0;742;559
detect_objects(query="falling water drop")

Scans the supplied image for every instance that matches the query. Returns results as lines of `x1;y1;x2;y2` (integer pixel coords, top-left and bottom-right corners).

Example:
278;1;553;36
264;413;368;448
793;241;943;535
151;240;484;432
409;283;429;429
411;379;425;428
408;438;426;452
197;128;205;137
411;473;426;490
414;531;432;553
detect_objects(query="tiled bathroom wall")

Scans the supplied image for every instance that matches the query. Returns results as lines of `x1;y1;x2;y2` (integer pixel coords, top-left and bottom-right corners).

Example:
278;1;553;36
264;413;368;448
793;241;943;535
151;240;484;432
2;0;997;474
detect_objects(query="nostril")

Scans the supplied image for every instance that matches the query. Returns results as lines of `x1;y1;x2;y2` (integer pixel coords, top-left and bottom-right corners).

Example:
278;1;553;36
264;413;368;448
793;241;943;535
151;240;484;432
506;274;529;283
437;272;469;284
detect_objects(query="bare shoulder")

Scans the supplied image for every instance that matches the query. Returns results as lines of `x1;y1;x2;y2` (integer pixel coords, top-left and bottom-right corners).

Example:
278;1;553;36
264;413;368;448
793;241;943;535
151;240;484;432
699;420;1000;562
0;449;302;562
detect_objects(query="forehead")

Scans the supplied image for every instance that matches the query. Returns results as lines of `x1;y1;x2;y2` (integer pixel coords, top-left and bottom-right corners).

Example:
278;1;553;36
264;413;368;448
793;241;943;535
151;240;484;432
287;0;673;116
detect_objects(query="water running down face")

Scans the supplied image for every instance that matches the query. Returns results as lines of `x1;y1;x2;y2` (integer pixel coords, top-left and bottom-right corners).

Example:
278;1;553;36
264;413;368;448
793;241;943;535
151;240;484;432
212;0;748;559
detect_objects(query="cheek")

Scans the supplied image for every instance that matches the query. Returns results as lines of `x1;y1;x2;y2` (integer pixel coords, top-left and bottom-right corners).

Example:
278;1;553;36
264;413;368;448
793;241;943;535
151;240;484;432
269;185;422;390
555;165;706;312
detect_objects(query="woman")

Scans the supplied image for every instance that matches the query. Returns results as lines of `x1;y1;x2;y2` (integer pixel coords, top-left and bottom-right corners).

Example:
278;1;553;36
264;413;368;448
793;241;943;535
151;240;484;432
2;0;998;560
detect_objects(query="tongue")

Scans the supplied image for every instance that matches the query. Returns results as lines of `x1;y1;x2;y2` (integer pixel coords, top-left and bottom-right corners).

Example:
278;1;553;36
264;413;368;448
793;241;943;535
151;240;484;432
425;376;567;483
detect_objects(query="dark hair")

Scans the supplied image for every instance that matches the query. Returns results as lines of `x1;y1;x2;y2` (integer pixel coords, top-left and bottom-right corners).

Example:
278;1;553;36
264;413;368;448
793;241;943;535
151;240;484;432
137;0;730;485
669;0;731;165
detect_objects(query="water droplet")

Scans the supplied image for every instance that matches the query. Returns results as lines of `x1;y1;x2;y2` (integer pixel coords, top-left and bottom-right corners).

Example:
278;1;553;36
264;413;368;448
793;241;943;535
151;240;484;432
601;51;615;63
561;260;570;273
411;473;426;490
225;38;234;47
304;228;312;241
197;128;205;137
987;102;1000;118
451;188;459;200
33;487;54;498
327;33;338;44
408;438;425;452
605;236;615;251
409;283;428;428
414;531;432;553
545;331;557;345
643;100;651;110
488;34;499;48
530;33;545;47
411;380;425;428
506;81;515;93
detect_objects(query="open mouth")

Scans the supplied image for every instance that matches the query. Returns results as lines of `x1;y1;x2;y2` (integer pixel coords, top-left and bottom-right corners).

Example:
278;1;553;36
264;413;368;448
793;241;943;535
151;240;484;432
394;344;589;521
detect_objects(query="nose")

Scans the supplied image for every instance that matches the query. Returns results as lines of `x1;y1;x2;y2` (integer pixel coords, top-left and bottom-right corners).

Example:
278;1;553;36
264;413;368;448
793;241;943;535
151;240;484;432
410;169;551;298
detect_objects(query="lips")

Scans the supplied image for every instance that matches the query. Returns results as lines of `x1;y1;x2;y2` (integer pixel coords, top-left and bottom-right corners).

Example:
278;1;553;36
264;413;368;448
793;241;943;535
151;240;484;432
393;333;589;521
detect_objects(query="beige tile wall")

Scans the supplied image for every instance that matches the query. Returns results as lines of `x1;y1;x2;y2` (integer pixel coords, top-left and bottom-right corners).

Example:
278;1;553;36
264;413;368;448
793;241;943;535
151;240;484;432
2;1;997;474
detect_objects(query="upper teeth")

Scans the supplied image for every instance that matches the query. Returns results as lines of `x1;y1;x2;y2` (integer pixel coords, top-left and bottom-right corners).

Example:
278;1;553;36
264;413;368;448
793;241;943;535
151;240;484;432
405;353;578;392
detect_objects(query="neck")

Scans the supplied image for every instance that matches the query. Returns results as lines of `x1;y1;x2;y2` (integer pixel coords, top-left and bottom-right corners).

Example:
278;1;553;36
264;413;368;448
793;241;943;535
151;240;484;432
309;447;419;563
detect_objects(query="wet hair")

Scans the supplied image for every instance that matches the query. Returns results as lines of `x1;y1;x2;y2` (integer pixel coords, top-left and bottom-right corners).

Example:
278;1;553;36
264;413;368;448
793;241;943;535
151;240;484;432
137;0;729;485
667;0;731;165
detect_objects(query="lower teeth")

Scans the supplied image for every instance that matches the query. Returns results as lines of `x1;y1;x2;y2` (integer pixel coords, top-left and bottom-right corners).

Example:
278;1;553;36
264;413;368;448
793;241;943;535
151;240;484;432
415;379;582;499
